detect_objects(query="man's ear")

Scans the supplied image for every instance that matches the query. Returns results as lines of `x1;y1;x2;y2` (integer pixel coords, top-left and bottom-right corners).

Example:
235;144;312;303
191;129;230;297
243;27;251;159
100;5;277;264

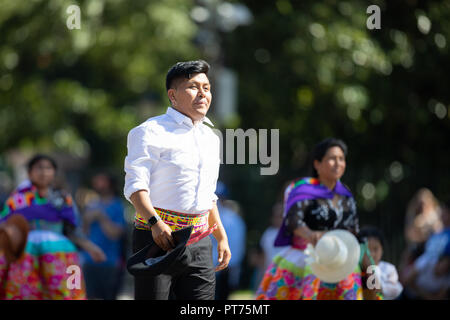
167;88;176;106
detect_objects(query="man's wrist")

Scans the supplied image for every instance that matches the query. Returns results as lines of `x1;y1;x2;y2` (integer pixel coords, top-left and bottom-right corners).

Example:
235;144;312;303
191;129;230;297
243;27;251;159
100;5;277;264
214;230;228;243
147;214;161;227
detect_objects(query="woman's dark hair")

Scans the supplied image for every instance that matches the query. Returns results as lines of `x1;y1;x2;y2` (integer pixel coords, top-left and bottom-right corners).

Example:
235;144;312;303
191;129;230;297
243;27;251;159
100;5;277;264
165;60;210;91
359;225;386;249
310;137;348;178
27;154;58;172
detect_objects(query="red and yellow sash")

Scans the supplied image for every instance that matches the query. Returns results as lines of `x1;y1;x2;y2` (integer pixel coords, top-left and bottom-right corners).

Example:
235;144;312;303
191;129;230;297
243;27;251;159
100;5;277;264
135;207;217;246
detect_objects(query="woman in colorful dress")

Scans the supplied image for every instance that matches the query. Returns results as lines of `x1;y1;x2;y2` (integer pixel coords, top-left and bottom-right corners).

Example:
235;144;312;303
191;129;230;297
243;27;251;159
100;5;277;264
256;138;379;300
0;154;105;300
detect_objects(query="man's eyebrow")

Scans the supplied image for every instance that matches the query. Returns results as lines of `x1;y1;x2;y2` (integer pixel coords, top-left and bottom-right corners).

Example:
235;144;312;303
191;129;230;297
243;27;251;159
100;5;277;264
187;80;210;86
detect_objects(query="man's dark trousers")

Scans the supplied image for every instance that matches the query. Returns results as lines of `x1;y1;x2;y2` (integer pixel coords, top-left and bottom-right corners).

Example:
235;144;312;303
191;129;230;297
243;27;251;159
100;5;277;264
132;228;216;300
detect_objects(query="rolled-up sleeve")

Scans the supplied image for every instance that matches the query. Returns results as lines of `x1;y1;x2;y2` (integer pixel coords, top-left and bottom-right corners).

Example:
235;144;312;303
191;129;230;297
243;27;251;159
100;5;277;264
124;124;160;202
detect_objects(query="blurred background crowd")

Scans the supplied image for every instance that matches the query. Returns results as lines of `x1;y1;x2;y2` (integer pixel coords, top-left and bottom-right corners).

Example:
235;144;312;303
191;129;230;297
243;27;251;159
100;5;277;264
0;0;449;299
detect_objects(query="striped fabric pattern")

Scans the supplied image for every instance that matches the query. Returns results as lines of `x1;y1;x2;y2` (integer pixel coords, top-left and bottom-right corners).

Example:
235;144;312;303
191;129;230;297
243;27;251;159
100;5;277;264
134;207;217;245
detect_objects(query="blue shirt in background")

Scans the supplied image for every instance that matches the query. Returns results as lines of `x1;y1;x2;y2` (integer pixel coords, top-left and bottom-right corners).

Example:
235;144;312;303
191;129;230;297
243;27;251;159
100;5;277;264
82;197;126;267
211;203;246;265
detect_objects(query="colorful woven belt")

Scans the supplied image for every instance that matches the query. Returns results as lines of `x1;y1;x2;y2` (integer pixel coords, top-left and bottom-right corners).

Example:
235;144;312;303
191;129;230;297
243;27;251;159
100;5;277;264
135;207;217;246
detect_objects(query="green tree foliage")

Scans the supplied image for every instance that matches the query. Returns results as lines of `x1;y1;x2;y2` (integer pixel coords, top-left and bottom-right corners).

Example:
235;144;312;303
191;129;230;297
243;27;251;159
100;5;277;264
0;0;199;167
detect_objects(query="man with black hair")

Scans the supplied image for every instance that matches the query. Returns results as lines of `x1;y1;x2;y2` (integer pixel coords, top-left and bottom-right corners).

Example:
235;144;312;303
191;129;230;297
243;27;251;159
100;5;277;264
124;60;231;300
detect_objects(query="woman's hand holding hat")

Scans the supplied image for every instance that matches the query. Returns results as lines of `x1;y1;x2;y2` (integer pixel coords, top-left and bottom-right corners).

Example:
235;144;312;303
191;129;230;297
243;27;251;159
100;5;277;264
310;231;326;246
305;230;361;283
294;225;325;246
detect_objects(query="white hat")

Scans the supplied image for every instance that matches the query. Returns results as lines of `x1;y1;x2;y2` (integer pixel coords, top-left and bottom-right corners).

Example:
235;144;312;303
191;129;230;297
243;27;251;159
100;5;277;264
304;229;360;283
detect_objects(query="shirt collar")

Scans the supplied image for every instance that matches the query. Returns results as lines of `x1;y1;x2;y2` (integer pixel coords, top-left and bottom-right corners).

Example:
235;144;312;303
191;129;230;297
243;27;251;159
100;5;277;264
166;106;214;127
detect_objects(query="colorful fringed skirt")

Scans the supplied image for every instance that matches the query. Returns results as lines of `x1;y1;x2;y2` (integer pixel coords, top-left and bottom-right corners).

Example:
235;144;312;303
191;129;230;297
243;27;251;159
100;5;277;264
0;229;86;300
255;240;364;300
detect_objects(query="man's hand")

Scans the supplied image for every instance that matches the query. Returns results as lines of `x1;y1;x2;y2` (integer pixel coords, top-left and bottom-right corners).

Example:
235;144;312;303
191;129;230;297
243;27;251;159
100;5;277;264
129;191;175;251
215;239;231;272
83;209;103;224
151;220;175;251
85;241;107;263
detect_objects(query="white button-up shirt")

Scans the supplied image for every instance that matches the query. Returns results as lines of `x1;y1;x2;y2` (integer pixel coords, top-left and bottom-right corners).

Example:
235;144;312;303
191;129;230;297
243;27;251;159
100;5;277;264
124;106;220;214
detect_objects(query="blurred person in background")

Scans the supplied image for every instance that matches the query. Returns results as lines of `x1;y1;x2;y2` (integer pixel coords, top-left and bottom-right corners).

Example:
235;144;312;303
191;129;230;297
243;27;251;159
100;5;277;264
211;181;246;300
0;154;105;299
405;188;442;249
81;172;127;300
259;202;288;274
256;138;379;300
249;201;287;294
399;201;450;299
247;245;265;293
359;225;403;300
399;188;443;284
